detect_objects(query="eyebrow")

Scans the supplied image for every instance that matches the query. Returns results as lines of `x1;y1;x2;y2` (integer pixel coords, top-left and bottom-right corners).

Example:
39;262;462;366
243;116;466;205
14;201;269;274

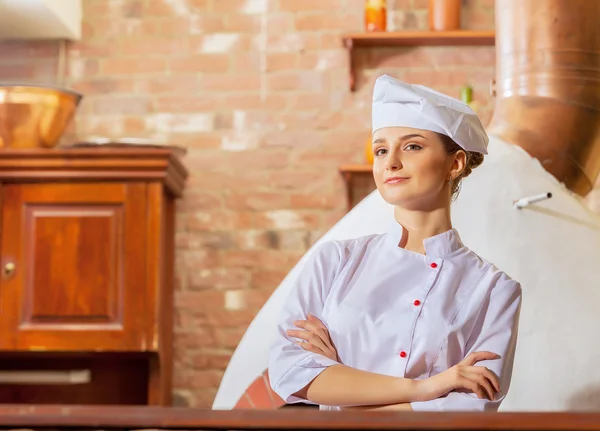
373;134;427;144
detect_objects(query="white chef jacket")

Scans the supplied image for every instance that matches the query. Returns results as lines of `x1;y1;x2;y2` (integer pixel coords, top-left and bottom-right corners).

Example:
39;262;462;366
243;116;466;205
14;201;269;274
268;224;522;411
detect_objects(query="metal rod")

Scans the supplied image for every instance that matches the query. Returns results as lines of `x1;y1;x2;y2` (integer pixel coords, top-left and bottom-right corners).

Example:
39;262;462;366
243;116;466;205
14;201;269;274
514;192;553;209
0;369;91;385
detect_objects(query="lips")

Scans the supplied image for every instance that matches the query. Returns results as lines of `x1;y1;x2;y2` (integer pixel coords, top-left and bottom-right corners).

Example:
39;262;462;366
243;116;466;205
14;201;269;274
385;177;409;184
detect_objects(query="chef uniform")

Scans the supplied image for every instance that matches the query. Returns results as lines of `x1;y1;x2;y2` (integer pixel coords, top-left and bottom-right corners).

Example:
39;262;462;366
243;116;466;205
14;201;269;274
268;75;523;412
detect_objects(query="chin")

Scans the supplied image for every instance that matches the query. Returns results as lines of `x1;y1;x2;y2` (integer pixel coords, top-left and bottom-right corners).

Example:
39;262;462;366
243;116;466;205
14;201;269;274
379;188;444;210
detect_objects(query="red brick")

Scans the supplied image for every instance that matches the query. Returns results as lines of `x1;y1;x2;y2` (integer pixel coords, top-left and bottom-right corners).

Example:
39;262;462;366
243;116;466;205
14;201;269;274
267;33;321;53
153;95;221;113
181;249;220;270
0;41;58;57
222;14;262;33
266;53;298;71
219;249;302;269
71;78;135;95
212;0;266;13
268;71;325;92
93;97;151;115
120;38;189;56
134;75;200;94
176;231;235;250
0;63;35;79
231;53;261;73
169;55;230;73
180;192;223;211
368;47;434;68
187;211;253;231
200;308;258;328
234;230;278;250
192;352;232;369
298;50;347;70
102;57;166;75
226;192;290;211
215;327;247;349
70;40;118;57
290;194;340;209
187;370;225;389
434;47;495;67
174;328;217;349
200;74;261;92
252;210;321;230
160;16;223;36
176;290;225;311
228;151;291;171
279;0;345;11
143;0;210;16
192;388;219;408
413;0;430;8
275;231;310;251
189;267;252;290
295;12;359;32
251;270;288;289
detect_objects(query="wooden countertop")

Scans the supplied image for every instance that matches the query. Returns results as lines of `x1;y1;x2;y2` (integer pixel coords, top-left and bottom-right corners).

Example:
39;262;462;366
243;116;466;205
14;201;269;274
0;405;600;430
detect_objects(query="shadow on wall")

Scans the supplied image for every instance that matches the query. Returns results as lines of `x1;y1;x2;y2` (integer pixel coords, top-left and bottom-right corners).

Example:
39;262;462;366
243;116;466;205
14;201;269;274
568;386;600;411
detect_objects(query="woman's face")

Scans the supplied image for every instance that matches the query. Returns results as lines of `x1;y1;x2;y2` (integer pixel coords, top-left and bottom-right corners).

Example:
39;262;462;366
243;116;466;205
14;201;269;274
372;127;465;210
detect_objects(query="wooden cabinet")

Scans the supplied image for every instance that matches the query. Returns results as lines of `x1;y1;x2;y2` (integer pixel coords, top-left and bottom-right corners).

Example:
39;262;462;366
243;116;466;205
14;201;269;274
0;147;187;406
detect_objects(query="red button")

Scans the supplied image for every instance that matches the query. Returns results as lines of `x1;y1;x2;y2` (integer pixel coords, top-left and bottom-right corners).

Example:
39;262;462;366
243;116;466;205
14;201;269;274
430;262;438;268
399;351;407;358
414;300;421;306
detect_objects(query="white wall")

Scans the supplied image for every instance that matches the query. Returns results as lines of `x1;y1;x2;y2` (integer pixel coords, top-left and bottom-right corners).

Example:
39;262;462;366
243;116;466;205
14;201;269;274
213;136;600;411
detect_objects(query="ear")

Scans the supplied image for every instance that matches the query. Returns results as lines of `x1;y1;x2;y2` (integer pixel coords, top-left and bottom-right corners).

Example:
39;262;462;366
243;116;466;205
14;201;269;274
449;150;467;181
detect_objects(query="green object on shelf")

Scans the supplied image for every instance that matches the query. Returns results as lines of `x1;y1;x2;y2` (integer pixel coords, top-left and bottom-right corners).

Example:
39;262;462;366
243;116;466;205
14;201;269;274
460;85;473;104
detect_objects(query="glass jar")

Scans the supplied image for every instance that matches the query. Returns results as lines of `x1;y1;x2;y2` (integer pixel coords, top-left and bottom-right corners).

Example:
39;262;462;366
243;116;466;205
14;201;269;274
365;0;387;32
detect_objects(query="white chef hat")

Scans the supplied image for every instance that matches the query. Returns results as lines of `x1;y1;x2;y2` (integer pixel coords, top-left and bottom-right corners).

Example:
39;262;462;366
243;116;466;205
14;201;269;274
372;74;488;154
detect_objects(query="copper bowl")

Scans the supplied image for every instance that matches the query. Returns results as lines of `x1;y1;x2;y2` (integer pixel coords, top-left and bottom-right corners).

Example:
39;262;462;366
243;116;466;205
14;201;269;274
0;84;83;149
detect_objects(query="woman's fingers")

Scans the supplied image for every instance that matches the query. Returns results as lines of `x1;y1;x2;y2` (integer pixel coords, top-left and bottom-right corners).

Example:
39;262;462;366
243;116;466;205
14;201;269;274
294;319;333;347
461;371;495;401
287;329;329;352
295;340;324;355
307;314;327;328
467;366;500;392
457;376;486;400
460;351;501;366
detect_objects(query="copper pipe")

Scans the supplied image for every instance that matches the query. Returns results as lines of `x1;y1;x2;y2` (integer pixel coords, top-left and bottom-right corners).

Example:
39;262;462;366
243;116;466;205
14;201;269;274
487;0;600;196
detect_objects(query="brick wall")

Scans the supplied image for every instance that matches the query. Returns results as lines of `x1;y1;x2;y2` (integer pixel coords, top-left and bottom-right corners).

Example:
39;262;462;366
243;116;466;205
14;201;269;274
0;0;498;407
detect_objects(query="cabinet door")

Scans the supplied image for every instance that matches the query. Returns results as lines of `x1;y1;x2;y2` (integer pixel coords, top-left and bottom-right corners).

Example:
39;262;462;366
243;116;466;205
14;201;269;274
0;183;149;351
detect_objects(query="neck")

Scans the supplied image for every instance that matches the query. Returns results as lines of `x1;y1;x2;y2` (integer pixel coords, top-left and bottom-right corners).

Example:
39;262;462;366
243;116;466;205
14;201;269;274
393;204;452;255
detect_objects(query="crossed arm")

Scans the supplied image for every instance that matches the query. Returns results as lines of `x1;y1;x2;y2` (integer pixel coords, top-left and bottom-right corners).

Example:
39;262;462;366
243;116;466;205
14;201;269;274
286;314;500;410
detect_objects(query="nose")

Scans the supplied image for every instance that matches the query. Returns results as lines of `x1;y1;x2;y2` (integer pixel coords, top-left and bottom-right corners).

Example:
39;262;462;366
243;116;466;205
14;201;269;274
385;155;402;171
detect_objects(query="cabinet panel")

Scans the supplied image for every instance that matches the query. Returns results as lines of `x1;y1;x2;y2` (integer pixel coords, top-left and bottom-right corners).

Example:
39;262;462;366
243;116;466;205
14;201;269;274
0;183;148;351
25;204;123;329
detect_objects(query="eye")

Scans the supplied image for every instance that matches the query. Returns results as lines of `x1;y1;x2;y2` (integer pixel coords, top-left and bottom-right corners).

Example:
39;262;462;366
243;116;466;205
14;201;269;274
404;143;423;151
374;148;387;156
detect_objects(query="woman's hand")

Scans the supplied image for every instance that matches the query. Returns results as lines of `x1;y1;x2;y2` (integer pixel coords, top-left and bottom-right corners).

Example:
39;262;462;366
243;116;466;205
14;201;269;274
417;351;501;401
287;314;340;362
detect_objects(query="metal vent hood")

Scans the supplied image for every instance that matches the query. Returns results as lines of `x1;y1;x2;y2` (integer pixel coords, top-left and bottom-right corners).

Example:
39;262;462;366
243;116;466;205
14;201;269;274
487;0;600;196
0;0;82;41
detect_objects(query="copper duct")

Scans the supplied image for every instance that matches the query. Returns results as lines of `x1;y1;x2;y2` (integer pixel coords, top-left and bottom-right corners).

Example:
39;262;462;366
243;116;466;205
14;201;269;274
487;0;600;196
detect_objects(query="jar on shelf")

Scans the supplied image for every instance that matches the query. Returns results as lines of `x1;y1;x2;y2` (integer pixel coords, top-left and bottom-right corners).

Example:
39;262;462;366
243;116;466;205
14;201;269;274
429;0;461;31
365;0;387;32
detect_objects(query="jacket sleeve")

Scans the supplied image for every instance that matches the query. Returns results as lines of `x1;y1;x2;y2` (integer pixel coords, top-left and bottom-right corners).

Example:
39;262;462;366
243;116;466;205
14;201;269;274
268;241;344;404
411;277;522;412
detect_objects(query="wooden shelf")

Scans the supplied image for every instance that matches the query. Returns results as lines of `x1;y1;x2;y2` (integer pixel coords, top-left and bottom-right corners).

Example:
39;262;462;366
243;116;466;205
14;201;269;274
339;164;373;175
339;164;373;211
342;30;496;91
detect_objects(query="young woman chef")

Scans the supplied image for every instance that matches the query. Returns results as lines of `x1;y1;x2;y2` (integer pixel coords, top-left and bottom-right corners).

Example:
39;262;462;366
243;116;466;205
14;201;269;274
268;74;522;412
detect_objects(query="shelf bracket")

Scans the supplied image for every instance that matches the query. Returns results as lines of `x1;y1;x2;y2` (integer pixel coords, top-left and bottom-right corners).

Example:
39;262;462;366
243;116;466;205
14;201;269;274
344;37;356;92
